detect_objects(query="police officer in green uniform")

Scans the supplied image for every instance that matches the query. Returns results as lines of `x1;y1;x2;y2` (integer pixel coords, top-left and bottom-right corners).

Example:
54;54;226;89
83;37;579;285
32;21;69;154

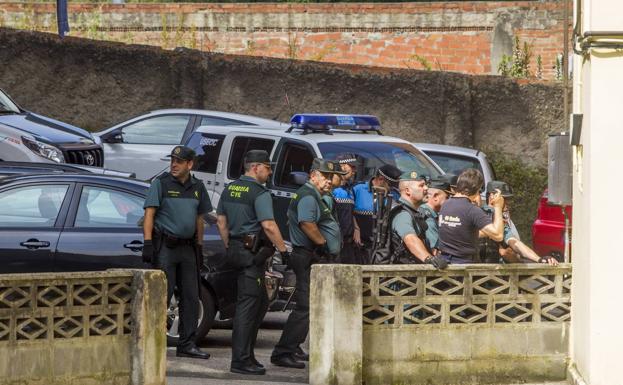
417;175;453;254
216;150;289;375
271;158;344;369
142;145;212;359
389;171;448;268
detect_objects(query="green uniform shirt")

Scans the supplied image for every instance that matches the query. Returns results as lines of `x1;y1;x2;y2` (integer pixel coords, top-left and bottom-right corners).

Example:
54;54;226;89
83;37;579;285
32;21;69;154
144;172;212;239
289;183;341;255
392;198;423;240
417;203;439;249
216;175;274;237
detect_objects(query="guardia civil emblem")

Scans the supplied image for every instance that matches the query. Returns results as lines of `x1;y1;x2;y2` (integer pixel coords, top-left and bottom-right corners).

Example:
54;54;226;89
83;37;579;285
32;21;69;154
174;147;181;154
328;162;334;171
411;171;418;179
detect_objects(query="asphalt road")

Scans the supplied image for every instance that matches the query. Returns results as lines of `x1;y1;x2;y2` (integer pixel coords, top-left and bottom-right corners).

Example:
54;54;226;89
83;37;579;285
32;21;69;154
167;311;309;385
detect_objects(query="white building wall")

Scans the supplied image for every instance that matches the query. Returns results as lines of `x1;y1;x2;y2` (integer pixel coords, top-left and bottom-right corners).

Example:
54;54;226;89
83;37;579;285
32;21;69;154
572;0;623;384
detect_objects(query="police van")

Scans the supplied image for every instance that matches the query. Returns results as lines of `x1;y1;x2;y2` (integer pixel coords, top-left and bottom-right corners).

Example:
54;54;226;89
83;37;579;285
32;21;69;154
183;114;443;238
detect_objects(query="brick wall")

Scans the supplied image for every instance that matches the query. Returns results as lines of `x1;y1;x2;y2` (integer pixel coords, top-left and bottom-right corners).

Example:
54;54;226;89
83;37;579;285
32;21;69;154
0;1;570;79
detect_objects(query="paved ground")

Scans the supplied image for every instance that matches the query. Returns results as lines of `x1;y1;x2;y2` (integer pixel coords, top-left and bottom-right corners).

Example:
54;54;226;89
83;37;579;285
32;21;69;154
167;312;308;385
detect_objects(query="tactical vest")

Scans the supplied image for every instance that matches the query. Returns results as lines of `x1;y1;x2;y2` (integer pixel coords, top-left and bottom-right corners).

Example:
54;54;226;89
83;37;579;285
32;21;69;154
388;202;430;264
288;184;335;225
220;177;266;236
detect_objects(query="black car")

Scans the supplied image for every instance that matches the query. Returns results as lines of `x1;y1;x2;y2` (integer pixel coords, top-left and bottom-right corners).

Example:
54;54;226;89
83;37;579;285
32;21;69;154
0;161;135;178
0;173;234;343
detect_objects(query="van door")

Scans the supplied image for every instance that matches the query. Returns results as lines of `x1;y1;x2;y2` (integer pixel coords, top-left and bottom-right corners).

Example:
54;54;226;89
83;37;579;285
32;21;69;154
270;139;316;239
186;132;228;202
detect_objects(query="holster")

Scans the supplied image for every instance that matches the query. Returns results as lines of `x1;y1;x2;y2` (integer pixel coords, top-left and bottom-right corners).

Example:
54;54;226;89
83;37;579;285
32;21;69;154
243;231;271;254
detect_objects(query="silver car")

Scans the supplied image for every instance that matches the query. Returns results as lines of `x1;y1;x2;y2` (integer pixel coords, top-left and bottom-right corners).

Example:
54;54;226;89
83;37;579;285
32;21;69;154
94;109;286;180
413;143;496;189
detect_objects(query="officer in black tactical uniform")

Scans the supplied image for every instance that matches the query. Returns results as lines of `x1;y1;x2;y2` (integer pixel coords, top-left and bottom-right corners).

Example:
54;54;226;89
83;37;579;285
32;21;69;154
216;150;289;375
142;145;212;359
352;164;402;264
388;171;448;268
271;158;344;369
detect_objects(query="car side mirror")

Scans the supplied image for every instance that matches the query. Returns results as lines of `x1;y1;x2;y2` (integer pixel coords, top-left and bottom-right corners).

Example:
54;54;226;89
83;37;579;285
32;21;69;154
103;131;123;144
289;171;308;186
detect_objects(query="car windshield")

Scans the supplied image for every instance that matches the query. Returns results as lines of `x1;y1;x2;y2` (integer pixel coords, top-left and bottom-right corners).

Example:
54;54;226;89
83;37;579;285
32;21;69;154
0;90;20;114
424;151;482;177
318;141;442;182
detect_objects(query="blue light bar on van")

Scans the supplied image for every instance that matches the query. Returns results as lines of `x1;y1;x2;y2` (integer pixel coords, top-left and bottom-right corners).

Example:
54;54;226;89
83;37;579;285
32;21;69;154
289;114;382;134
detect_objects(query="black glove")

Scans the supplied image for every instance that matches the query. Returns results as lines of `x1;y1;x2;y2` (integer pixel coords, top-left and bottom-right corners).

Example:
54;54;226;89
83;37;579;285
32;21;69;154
314;242;331;262
280;251;291;266
142;240;154;263
425;255;448;270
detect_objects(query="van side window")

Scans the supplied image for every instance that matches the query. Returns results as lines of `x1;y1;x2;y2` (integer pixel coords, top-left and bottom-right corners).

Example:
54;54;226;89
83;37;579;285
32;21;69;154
228;137;275;180
187;133;226;174
275;143;314;188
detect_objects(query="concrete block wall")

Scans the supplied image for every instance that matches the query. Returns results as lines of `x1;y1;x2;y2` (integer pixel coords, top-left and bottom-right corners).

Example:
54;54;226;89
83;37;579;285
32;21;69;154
310;263;572;385
0;270;167;385
0;1;570;80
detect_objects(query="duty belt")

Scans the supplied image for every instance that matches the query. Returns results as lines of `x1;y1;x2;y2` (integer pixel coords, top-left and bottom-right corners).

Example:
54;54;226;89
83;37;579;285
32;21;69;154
160;232;194;246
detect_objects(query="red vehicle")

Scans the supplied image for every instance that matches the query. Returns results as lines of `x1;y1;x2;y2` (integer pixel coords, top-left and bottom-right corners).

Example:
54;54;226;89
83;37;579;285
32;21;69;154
531;189;572;259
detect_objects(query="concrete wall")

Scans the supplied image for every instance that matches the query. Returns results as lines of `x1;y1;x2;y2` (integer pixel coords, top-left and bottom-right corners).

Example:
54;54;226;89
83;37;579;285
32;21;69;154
0;270;167;385
570;0;623;384
0;28;564;168
310;264;571;385
0;1;570;80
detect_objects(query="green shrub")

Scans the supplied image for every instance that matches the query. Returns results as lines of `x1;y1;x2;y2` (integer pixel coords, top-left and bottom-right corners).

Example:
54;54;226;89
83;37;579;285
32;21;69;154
485;149;547;246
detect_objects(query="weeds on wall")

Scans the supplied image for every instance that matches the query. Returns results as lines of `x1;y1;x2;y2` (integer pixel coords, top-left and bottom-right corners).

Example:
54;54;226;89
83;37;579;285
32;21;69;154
404;53;432;71
287;32;299;59
485;148;547;246
309;44;337;61
498;36;534;78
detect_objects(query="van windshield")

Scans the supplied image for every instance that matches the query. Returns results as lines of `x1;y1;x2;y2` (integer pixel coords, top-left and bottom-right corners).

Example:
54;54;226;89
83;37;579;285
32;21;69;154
0;90;20;114
317;141;442;182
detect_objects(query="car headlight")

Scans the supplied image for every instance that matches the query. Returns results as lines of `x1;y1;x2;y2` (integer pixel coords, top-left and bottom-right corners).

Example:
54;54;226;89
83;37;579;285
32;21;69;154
21;136;65;163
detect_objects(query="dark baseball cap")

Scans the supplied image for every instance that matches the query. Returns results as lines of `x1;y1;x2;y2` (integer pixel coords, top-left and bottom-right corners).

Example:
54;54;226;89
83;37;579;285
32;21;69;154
168;145;196;161
311;158;346;174
377;164;402;182
336;153;358;167
244;150;275;165
486;181;514;198
429;174;454;195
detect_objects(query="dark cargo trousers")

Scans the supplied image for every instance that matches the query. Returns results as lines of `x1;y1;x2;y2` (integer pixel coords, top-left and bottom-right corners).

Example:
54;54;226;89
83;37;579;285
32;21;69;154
229;240;269;367
155;243;199;350
272;248;312;359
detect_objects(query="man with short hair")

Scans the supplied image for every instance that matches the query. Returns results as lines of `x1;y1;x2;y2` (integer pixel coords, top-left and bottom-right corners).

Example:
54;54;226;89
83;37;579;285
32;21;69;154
417;175;453;254
332;153;360;263
271;158;344;369
142;145;212;359
352;164;402;264
438;168;505;264
216;150;289;375
389;171;448;269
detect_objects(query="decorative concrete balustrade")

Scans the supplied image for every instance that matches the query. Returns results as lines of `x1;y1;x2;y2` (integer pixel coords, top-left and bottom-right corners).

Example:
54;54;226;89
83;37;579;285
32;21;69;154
310;264;571;385
0;270;166;385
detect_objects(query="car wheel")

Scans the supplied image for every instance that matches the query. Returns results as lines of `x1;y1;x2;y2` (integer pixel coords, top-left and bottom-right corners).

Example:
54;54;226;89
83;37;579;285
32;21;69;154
166;285;216;346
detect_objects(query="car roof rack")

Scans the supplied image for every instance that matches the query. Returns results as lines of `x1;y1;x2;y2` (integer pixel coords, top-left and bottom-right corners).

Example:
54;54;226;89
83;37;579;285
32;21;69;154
286;114;383;135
